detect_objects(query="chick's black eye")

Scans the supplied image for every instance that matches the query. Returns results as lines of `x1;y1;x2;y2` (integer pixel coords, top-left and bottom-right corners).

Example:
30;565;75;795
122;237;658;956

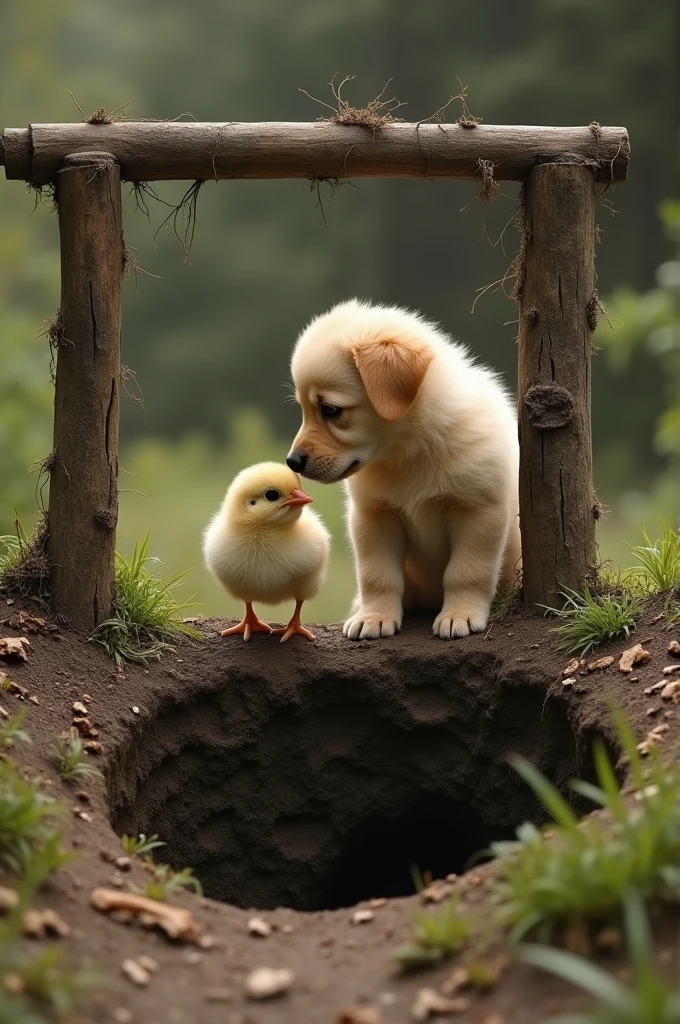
264;489;280;502
321;404;342;420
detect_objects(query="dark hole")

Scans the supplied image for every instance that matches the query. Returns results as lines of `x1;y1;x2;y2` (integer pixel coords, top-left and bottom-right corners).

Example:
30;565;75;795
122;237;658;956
316;796;510;910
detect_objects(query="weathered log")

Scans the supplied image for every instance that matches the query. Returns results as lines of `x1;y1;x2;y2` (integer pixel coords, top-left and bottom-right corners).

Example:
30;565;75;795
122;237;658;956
48;153;122;632
1;122;629;185
517;163;597;609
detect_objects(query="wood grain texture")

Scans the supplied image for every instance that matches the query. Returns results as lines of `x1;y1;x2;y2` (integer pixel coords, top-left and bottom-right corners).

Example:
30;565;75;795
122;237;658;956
517;164;597;609
1;122;629;184
48;153;122;633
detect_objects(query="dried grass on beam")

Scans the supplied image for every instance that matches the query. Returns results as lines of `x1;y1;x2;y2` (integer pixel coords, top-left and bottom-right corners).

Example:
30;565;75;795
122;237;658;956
299;74;406;132
416;79;482;130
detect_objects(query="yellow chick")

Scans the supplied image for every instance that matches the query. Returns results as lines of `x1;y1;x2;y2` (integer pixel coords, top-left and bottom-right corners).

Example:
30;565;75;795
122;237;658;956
203;462;331;643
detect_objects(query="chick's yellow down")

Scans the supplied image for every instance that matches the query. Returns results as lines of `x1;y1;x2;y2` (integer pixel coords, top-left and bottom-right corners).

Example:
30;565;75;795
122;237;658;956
203;462;331;643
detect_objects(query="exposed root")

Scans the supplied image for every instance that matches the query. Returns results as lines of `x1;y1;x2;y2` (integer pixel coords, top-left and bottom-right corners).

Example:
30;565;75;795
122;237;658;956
0;514;51;604
416;79;482;130
27;183;57;212
38;311;70;384
121;365;147;424
307;177;355;228
152;181;205;264
122;242;162;286
471;186;527;314
299;74;406;132
31;451;57;513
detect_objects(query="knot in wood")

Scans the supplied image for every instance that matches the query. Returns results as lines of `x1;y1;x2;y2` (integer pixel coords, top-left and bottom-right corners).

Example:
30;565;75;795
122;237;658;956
524;383;574;430
94;508;117;531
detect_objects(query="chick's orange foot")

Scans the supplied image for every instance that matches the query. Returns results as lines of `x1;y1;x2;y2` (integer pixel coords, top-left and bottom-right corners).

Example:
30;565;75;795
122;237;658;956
271;600;315;644
220;603;272;642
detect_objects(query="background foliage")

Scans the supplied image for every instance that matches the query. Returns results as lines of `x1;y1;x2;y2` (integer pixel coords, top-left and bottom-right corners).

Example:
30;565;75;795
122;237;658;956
1;0;677;621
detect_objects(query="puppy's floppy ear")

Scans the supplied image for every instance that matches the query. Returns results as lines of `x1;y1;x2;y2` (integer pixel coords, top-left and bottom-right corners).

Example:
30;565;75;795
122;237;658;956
352;338;433;421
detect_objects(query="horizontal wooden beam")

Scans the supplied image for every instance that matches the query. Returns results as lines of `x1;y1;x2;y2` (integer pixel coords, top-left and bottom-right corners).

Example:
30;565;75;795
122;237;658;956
1;122;630;185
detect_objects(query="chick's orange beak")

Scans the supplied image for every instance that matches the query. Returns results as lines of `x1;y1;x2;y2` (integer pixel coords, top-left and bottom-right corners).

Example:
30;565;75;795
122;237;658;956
281;487;313;508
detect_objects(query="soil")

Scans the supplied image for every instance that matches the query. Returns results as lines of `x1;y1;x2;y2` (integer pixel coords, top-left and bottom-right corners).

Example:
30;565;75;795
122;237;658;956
1;597;679;1024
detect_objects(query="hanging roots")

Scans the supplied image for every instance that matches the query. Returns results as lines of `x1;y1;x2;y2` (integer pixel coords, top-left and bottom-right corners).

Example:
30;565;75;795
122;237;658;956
299;74;406;132
153;181;205;264
27;183;57;211
307;176;355;228
471;185;528;314
38;311;70;384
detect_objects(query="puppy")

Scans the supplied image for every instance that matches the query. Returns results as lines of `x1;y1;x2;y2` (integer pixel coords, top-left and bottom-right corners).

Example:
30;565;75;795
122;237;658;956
287;299;520;640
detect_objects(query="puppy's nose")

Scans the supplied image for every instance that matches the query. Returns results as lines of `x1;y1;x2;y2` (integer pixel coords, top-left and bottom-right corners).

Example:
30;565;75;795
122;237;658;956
286;452;308;474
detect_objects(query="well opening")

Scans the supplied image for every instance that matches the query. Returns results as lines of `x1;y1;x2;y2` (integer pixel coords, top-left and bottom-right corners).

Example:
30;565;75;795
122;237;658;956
108;650;615;912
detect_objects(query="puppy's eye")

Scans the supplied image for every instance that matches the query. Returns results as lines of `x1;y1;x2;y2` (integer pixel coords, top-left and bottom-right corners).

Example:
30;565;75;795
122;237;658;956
321;404;342;420
264;489;280;502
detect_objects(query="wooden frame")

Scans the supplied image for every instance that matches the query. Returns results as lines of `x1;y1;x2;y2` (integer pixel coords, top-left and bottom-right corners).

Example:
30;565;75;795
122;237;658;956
0;120;630;631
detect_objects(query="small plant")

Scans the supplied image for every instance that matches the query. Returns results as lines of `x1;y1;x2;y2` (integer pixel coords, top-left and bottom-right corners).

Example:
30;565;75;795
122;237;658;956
491;583;521;621
393;892;472;970
519;890;680;1023
0;518;50;604
0;758;71;875
120;832;165;857
491;711;680;941
542;585;641;655
0;945;102;1023
53;735;101;783
627;523;680;594
0;710;31;751
142;863;203;901
90;533;199;667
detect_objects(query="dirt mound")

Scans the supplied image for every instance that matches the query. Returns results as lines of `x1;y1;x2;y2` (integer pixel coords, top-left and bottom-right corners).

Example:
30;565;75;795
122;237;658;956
1;600;678;1023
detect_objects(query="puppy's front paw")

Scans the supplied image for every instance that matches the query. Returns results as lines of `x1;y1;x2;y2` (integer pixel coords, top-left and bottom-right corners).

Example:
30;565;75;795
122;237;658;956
433;602;489;640
343;611;401;640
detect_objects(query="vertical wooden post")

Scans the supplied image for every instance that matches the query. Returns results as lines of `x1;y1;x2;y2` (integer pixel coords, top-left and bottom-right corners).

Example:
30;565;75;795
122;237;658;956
49;152;122;632
517;163;597;609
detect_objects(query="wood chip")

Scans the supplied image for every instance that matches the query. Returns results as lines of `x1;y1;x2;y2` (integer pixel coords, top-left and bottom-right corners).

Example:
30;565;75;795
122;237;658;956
668;640;680;658
122;958;151;987
421;880;453;904
244;967;294;1000
587;655;614;672
619;644;651;673
73;717;99;739
0;886;19;912
84;740;102;754
411;988;470;1020
0;636;30;661
90;888;200;942
6;679;28;698
247;916;272;937
637;723;670;756
337;1007;384;1024
661;680;680;701
351;909;374;924
662;665;680;675
644;680;667;695
562;678;575;687
72;701;88;715
562;658;581;677
369;897;388;909
22;908;70;938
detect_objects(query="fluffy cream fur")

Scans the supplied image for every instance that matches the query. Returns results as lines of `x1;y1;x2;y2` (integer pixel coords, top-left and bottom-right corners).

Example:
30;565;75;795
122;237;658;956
288;300;521;640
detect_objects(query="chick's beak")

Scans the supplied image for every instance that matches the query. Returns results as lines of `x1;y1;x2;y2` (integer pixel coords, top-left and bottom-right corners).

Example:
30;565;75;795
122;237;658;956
281;487;313;508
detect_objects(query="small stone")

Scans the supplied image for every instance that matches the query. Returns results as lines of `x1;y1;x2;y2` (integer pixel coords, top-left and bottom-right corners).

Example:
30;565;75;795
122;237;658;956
0;636;30;661
411;988;470;1020
646;707;659;716
205;988;233;1002
351;909;374;925
113;1009;133;1024
82;693;93;702
337;1007;384;1024
84;740;102;754
369;897;388;909
72;701;88;715
619;644;651;673
644;680;667;695
132;706;140;715
121;959;150;987
184;950;202;965
198;933;218;949
661;680;680;701
0;886;19;912
137;955;158;974
663;665;680;675
72;808;92;822
114;856;132;871
421;880;453;904
668;640;680;658
109;873;125;888
244;967;293;1000
562;678;575;688
281;924;294;934
587;656;614;672
28;695;39;705
247;916;272;937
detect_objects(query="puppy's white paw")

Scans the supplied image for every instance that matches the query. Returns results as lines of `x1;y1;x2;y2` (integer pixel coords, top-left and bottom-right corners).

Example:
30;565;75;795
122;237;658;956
343;612;400;640
433;606;489;640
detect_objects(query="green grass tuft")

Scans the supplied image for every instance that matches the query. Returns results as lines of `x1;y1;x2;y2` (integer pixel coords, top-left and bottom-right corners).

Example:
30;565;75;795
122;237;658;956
0;518;51;605
626;523;680;595
519;890;680;1023
120;832;165;857
142;862;203;901
393;892;472;971
491;583;521;621
0;710;31;751
90;532;199;667
0;759;72;876
542;585;641;655
491;711;680;941
53;735;101;783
